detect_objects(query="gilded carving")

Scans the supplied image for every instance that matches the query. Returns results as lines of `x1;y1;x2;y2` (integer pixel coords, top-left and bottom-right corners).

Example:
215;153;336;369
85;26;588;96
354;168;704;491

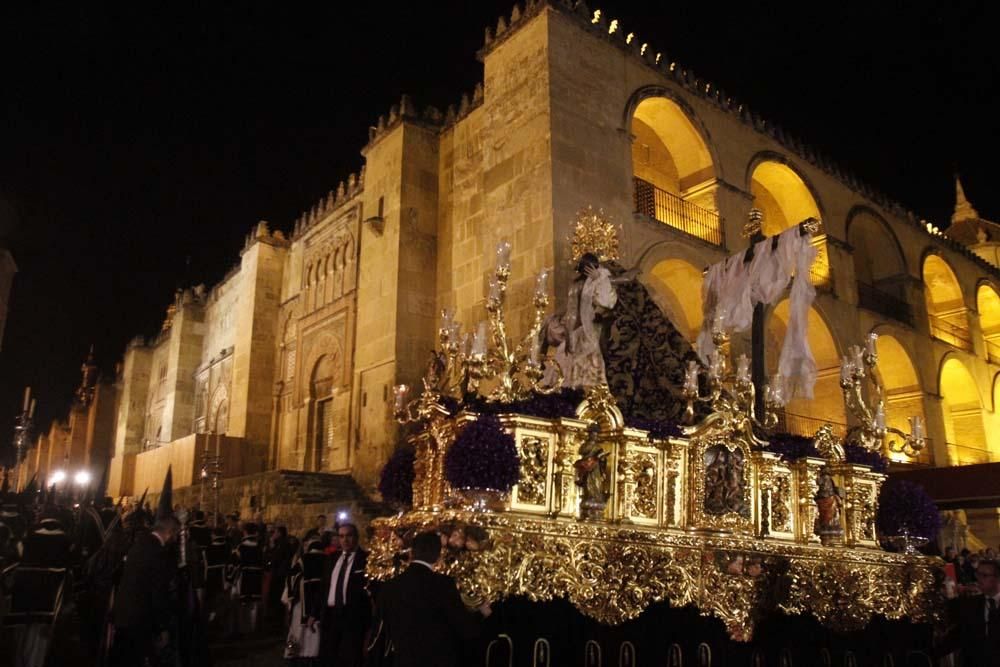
771;475;792;534
631;453;657;519
515;436;549;506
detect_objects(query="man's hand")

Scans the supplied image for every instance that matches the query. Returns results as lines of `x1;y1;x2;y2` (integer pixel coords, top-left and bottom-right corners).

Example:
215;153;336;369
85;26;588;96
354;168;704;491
583;265;599;280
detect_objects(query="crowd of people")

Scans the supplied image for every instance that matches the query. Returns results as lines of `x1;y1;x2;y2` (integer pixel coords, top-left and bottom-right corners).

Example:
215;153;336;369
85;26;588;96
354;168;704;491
939;544;1000;665
0;471;491;667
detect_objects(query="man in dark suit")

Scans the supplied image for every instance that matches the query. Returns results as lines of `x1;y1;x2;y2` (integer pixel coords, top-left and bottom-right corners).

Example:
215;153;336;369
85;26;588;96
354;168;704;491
316;522;370;665
377;531;491;667
939;559;1000;666
110;514;180;666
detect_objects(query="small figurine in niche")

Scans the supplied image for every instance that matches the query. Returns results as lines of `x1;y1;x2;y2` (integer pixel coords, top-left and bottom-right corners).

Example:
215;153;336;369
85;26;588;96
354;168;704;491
814;469;845;546
574;424;610;520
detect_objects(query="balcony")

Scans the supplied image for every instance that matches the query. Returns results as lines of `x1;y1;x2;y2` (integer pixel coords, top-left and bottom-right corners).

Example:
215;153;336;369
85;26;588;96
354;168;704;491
857;282;914;326
929;314;973;352
775;411;848;439
633;177;724;246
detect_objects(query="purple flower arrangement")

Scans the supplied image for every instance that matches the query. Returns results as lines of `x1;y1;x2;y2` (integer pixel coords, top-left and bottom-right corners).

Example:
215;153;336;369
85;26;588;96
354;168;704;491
844;442;889;473
876;477;941;546
625;416;684;440
378;446;416;507
443;414;520;492
765;433;820;461
461;388;584;420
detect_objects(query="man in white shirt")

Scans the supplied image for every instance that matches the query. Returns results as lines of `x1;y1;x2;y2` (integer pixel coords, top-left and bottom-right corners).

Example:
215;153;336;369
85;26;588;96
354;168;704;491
318;523;369;665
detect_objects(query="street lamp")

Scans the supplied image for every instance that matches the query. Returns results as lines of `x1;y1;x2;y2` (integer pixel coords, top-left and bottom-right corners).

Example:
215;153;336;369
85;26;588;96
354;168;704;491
51;469;67;485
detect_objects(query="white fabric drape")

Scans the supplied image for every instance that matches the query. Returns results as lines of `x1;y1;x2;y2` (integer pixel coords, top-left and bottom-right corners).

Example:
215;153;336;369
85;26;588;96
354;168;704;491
697;227;818;399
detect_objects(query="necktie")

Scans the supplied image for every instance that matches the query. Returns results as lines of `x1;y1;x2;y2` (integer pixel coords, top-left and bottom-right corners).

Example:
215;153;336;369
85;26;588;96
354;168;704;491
334;553;350;607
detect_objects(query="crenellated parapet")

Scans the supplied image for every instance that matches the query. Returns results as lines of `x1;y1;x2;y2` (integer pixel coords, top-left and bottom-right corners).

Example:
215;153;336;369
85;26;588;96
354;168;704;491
291;165;366;240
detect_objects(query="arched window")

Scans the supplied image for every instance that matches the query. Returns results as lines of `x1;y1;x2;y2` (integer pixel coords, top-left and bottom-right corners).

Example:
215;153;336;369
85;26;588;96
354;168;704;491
310;354;337;471
923;255;971;350
766;301;846;437
630;95;722;245
939;356;988;464
749;159;830;288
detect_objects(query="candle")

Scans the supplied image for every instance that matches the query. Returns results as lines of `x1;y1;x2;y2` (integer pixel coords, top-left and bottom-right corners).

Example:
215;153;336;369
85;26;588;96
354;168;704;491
684;360;700;392
472;321;488;357
712;311;726;335
462;332;472;356
769;374;786;406
23;386;31;413
707;350;723;380
495;240;512;271
29;399;36;419
874;404;886;431
840;356;853;384
911;415;924;440
529;336;541;364
865;332;878;356
488;276;501;302
393;384;409;412
440;309;454;334
851;345;865;374
736;354;751;384
535;267;550;298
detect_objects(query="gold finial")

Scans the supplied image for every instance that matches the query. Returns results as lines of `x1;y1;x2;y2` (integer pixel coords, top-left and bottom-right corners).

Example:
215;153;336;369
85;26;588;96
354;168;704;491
742;208;763;238
570;206;620;264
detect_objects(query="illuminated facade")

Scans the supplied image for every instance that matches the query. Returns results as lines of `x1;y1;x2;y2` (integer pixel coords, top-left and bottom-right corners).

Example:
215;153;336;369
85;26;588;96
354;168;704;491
25;3;996;538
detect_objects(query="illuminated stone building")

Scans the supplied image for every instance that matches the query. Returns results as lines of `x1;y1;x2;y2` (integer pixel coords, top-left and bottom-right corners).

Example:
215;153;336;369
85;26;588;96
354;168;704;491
23;349;117;490
32;2;996;538
0;246;14;352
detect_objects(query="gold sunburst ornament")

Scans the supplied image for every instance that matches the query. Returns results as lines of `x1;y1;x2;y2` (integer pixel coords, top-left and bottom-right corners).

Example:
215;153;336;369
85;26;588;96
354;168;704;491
570;206;620;263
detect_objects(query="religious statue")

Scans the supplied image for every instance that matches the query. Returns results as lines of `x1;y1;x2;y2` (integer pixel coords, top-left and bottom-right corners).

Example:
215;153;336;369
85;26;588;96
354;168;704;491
814;469;845;545
574;425;610;520
544;253;618;389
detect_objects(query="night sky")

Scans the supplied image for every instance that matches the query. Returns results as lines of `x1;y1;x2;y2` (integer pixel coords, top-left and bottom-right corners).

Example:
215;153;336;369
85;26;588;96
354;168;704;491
1;1;997;440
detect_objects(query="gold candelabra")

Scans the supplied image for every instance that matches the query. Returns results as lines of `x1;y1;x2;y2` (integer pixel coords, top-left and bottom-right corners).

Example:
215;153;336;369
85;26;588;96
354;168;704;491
681;329;783;442
840;332;926;458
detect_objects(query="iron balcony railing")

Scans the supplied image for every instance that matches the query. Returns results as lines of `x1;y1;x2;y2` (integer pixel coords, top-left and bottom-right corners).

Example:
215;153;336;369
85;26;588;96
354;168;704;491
633;177;724;246
857;282;914;326
775;411;848;439
928;314;973;352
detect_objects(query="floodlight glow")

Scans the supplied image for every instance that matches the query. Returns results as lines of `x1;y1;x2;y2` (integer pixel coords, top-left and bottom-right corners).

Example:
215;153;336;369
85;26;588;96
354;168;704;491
74;470;91;486
51;470;67;485
337;511;349;521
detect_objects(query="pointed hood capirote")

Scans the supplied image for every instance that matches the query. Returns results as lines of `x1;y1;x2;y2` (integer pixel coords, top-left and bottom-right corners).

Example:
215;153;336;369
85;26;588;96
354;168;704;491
156;465;173;522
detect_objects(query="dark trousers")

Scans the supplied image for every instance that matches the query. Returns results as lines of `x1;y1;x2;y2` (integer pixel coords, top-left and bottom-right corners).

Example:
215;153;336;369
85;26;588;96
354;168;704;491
320;606;366;666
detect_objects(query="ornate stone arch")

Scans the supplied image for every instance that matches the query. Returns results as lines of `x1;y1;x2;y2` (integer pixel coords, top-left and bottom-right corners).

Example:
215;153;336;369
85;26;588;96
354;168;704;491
209;384;230;434
622;85;724;182
846;205;908;279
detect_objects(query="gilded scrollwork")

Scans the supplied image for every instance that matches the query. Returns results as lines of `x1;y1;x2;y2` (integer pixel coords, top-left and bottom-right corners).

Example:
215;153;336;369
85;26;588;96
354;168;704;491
368;511;941;640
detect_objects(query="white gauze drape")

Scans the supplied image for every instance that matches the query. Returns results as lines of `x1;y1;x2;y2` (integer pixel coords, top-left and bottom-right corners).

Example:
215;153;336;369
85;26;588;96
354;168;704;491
696;227;818;399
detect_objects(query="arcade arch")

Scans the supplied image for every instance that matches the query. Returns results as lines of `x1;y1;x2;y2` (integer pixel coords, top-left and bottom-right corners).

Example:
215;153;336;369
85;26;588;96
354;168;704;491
939;356;989;465
923;255;971;351
749;159;829;288
873;333;930;464
643;258;704;342
848;210;910;323
629;96;722;244
766;301;846;437
976;283;1000;363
